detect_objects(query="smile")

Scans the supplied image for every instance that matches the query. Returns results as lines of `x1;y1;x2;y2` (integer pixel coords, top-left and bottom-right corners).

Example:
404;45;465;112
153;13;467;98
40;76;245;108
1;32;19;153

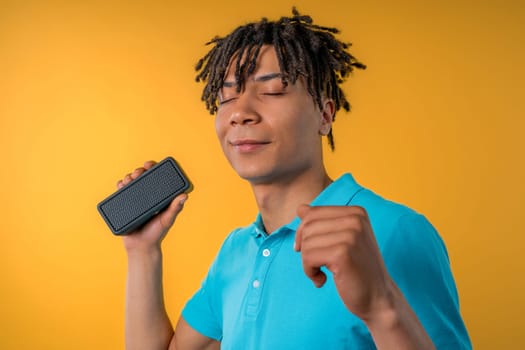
230;139;271;153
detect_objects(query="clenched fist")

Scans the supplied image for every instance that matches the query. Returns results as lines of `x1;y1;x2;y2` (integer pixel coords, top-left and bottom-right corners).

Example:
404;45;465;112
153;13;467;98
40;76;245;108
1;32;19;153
295;204;393;322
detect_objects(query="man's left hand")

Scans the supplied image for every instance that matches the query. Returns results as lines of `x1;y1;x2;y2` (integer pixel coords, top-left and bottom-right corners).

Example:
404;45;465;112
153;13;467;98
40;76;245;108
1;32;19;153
295;204;393;322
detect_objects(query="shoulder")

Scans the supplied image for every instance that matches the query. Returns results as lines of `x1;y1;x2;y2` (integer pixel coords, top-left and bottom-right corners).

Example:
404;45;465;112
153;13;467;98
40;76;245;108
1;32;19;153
350;187;471;348
208;224;259;271
218;225;256;251
352;186;416;218
351;187;431;242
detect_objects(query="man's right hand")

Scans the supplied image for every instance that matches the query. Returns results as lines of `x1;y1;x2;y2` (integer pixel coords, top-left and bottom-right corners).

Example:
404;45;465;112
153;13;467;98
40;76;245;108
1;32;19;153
116;160;188;253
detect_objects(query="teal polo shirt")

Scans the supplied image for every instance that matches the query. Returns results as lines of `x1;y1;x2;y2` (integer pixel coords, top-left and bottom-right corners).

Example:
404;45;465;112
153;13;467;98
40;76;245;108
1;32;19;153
182;174;471;349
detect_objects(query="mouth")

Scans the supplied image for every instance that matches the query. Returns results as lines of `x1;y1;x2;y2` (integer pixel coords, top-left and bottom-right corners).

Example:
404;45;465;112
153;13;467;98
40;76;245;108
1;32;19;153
229;139;271;153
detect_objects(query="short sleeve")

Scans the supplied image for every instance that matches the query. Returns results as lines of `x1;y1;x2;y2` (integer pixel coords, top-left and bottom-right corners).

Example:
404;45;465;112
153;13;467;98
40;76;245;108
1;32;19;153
382;213;472;350
181;264;222;341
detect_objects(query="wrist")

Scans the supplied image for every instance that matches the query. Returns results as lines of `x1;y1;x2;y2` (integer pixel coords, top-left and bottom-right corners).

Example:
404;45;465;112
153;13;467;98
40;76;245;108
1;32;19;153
363;280;435;350
362;279;403;331
125;243;163;260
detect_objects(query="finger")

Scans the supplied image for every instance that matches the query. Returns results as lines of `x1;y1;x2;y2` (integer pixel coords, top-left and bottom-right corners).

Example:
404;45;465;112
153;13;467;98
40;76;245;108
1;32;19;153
297;204;367;220
159;193;188;228
296;207;352;252
302;243;347;288
303;263;327;288
131;167;146;180
116;160;155;189
301;250;326;288
116;179;124;189
301;205;368;223
295;205;368;251
122;173;133;186
301;214;363;241
295;204;311;251
297;203;311;219
301;229;355;251
143;160;156;169
297;204;348;250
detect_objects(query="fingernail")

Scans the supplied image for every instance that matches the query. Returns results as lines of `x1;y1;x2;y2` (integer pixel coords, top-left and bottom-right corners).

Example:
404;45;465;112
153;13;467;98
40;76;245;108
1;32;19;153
180;195;188;205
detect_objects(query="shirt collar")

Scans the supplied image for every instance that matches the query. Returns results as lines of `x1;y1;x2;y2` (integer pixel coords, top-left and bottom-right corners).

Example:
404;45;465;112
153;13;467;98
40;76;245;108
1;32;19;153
250;173;363;237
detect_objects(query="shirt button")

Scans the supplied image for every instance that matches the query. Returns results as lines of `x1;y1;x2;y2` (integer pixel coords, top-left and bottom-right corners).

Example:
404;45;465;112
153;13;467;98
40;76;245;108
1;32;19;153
262;249;271;257
252;280;260;288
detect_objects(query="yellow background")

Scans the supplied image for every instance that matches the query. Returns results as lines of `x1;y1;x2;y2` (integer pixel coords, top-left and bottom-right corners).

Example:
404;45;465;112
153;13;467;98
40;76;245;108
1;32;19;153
1;0;524;348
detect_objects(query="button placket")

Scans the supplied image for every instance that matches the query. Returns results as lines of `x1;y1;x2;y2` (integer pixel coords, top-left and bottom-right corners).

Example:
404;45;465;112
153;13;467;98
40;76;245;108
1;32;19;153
244;234;286;318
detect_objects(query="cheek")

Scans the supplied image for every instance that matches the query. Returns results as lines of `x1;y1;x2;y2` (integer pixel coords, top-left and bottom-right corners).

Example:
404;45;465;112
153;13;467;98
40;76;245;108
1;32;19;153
280;108;319;143
214;112;227;142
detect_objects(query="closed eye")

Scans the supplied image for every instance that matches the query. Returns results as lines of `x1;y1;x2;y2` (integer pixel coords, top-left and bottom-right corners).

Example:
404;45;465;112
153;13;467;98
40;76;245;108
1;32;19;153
219;97;237;105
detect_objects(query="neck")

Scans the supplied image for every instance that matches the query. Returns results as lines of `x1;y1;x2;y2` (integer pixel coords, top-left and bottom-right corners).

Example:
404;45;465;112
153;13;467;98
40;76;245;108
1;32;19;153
250;169;332;234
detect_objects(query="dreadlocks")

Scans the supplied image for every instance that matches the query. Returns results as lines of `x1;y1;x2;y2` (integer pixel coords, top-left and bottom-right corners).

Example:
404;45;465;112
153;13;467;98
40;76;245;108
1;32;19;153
195;7;366;150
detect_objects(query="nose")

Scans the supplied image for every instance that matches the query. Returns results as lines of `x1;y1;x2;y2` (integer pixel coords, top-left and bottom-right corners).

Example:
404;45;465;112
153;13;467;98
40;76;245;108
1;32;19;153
229;93;261;126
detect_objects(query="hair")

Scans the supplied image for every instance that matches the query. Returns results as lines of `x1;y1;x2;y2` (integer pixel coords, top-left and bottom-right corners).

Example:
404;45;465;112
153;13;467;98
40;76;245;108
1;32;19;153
195;7;366;150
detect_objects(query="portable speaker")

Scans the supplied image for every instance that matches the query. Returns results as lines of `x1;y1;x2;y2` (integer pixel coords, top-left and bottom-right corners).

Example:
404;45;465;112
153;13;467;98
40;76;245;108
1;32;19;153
97;157;193;235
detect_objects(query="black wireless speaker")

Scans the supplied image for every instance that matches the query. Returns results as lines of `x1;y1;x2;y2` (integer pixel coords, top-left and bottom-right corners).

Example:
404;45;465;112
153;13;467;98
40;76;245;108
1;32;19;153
97;157;193;235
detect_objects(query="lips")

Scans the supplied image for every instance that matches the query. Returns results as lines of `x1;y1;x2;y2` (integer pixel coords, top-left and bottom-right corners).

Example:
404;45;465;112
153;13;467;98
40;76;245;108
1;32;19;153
229;139;270;152
230;139;269;146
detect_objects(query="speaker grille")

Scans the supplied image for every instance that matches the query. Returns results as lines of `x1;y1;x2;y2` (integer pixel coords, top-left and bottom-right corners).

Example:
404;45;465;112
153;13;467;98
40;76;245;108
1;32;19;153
98;159;189;234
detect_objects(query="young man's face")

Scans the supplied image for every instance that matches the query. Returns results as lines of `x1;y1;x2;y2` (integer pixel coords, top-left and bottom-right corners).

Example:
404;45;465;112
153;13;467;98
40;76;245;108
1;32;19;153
215;45;333;185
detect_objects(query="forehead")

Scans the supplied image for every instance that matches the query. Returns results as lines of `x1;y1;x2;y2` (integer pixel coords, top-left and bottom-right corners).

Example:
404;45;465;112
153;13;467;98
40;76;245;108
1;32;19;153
224;45;280;80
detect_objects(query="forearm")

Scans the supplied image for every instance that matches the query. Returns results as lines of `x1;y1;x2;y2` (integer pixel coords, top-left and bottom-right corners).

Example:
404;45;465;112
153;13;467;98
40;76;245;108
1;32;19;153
125;248;174;350
365;280;435;350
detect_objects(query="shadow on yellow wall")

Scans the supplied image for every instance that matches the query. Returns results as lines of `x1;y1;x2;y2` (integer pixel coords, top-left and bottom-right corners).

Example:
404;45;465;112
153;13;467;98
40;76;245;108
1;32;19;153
1;0;523;348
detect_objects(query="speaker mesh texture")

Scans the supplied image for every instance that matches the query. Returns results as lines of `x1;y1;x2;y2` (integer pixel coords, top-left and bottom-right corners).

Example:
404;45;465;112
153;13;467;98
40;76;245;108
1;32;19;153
99;160;187;233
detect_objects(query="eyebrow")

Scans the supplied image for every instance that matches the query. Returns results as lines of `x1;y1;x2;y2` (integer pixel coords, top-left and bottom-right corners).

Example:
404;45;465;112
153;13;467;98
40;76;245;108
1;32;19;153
222;72;283;87
253;72;282;82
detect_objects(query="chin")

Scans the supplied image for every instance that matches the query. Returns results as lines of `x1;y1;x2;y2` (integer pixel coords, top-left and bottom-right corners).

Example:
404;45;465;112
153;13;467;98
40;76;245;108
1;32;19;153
234;165;276;184
236;169;269;182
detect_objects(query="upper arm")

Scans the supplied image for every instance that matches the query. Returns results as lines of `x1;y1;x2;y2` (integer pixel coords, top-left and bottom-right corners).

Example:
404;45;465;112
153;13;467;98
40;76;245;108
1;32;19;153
169;316;220;350
383;214;471;349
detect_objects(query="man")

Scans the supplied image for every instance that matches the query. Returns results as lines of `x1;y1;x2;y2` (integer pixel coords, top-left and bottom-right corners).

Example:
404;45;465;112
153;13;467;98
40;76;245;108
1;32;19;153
117;8;471;350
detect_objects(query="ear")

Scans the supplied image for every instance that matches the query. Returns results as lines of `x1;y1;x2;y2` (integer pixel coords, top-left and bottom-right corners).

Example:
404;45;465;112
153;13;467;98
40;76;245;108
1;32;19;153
319;98;335;136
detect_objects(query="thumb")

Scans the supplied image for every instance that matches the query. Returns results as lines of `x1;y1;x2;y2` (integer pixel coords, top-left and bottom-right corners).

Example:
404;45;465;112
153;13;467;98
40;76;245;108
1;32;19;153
297;203;311;219
294;204;311;251
159;193;188;228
